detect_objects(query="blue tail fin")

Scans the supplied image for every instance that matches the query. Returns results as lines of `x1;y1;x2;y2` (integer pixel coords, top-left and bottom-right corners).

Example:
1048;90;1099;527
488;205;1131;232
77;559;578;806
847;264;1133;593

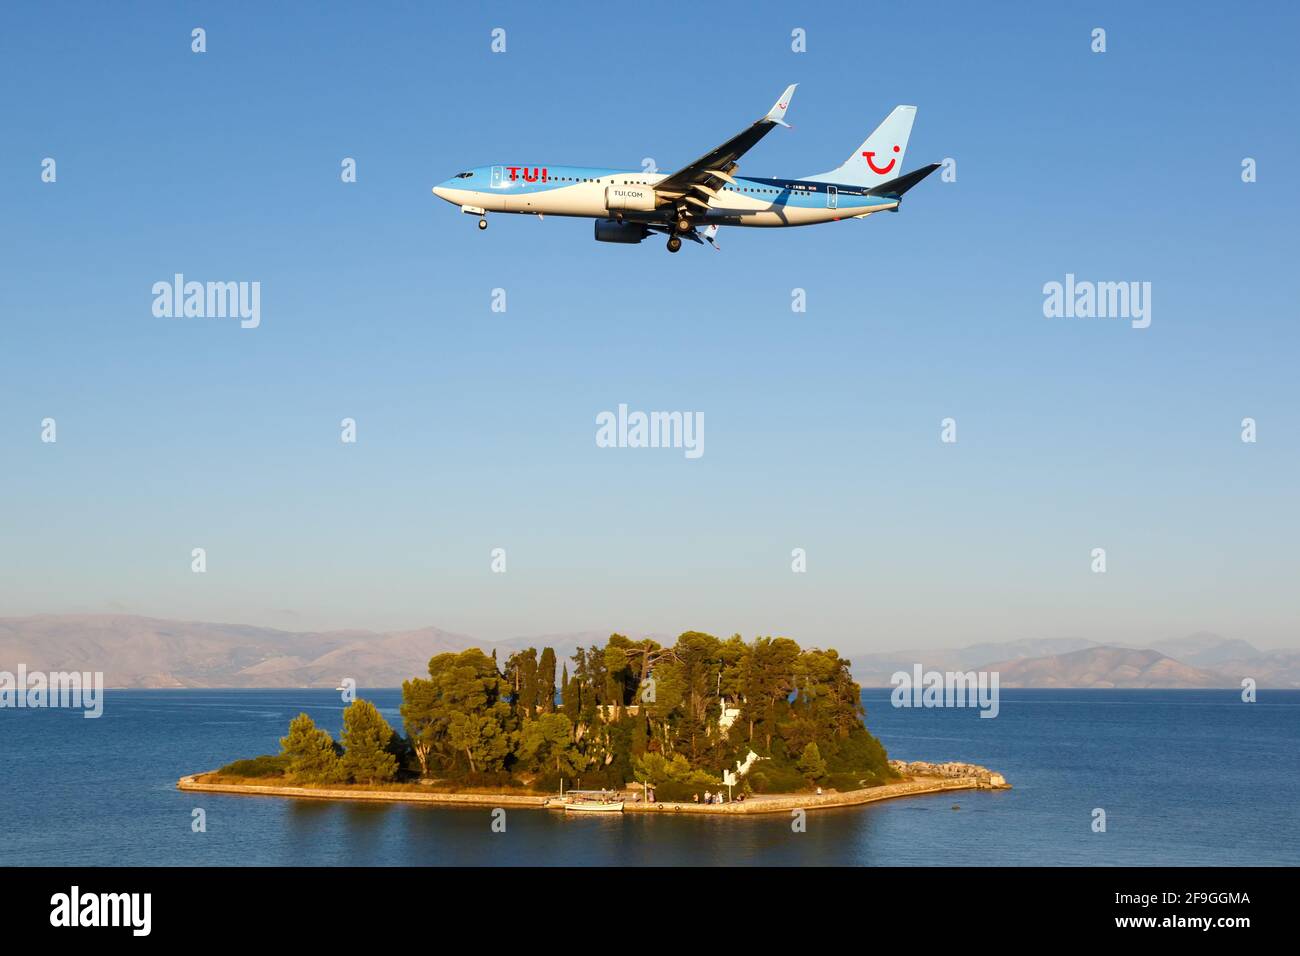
801;105;917;187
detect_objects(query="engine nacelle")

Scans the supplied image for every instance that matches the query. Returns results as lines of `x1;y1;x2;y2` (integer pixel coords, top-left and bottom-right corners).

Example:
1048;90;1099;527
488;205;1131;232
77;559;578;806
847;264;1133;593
594;219;649;244
604;184;657;212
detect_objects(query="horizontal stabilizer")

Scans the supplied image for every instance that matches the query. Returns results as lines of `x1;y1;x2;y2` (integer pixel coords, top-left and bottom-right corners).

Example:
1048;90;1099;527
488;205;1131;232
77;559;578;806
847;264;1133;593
865;163;941;197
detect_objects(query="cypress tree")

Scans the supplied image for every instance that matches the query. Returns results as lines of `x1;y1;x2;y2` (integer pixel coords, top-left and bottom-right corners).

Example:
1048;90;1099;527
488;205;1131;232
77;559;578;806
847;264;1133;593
538;647;558;713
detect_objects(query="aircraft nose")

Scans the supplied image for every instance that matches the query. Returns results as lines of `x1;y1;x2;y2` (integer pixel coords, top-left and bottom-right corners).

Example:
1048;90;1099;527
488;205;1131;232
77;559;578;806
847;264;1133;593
432;184;450;200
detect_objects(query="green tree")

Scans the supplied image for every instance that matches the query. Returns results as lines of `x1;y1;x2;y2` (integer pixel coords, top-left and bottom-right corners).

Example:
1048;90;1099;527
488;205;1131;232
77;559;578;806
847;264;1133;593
718;634;749;702
623;638;671;689
340;699;399;784
448;712;513;773
506;648;539;719
386;632;890;791
741;636;800;750
403;649;516;776
559;664;573;718
537;647;558;713
280;713;343;783
604;635;641;709
584;644;610;709
565;652;586;721
673;631;724;759
518;712;583;776
642;659;686;750
632;751;718;789
401;677;439;777
797;741;828;783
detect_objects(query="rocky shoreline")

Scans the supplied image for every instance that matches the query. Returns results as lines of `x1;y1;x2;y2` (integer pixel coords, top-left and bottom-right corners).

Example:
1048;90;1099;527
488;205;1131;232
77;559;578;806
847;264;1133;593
889;760;1009;789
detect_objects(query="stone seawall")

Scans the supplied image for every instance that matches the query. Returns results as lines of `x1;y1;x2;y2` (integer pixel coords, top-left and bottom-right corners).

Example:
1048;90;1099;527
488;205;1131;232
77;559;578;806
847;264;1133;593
177;775;551;808
620;775;1001;814
178;769;1009;815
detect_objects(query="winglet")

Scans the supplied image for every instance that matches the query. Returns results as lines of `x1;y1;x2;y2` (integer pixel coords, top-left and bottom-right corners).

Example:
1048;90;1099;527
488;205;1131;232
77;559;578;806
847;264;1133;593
763;84;797;127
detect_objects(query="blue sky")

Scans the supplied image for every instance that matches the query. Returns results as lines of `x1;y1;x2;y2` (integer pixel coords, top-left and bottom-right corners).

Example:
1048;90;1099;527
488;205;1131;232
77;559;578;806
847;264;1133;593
2;1;1297;651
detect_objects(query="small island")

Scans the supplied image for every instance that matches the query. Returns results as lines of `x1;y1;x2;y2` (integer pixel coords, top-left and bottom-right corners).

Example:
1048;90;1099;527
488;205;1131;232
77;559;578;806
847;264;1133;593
180;633;1008;813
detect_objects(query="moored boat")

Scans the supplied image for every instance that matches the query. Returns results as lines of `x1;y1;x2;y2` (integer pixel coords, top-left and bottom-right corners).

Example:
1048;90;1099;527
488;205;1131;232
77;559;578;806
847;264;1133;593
564;800;624;813
559;789;625;813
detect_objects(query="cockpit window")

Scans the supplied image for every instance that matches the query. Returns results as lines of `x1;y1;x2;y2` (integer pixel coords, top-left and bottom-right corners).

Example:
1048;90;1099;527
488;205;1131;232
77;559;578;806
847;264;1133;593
455;171;473;178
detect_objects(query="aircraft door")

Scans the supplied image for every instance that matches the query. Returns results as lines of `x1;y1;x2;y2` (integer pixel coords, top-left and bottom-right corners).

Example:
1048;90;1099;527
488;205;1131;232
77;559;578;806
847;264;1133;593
491;166;504;188
827;185;838;209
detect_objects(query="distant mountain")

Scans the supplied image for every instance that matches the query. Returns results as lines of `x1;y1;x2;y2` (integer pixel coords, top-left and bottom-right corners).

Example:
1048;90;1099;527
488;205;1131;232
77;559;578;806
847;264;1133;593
1148;632;1262;666
850;634;1299;689
1128;633;1300;687
945;638;1102;669
987;646;1229;688
2;616;1295;689
0;615;605;689
850;637;1101;686
1203;649;1300;688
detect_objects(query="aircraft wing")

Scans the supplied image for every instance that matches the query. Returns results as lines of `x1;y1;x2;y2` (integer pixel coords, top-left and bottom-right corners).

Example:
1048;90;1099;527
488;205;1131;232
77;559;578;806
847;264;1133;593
653;84;796;204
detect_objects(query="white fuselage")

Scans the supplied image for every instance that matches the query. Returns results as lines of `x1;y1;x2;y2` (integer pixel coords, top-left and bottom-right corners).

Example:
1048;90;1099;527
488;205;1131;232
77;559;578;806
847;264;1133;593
433;166;897;228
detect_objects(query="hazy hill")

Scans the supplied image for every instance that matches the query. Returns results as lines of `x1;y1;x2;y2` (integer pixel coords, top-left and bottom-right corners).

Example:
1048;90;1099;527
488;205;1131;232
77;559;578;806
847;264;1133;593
986;646;1229;688
1148;632;1262;666
850;638;1101;686
1201;648;1300;688
0;615;609;689
852;634;1299;688
1;615;1294;688
0;615;466;688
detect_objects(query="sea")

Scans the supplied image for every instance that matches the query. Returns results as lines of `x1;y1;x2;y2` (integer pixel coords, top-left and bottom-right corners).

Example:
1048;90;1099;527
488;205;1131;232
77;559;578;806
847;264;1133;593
2;688;1296;866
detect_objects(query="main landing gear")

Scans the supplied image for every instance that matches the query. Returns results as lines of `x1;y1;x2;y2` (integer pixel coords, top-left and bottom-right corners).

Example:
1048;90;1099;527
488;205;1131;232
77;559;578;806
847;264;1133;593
666;236;682;253
675;215;692;232
478;218;488;230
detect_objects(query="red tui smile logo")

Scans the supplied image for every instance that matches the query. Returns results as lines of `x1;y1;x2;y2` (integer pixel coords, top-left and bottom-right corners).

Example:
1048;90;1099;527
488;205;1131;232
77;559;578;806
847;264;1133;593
864;144;900;175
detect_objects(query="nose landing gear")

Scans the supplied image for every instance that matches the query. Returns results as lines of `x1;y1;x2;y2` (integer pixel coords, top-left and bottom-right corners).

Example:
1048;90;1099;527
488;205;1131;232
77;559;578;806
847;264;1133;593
478;218;488;230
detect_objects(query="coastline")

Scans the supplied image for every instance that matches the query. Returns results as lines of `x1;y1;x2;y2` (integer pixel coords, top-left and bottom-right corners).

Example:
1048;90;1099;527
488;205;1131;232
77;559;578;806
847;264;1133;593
177;768;1010;815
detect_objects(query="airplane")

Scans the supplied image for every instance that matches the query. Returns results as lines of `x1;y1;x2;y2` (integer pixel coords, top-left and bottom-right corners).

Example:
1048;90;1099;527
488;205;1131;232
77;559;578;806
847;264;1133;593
431;85;940;253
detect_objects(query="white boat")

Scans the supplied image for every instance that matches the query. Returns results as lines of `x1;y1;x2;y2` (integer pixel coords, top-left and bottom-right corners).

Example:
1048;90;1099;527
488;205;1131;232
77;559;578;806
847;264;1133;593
559;789;625;813
564;800;624;813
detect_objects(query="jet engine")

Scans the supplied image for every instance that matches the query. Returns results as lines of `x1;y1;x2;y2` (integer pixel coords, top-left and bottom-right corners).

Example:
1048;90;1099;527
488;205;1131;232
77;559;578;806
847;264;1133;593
594;219;650;244
604;184;657;212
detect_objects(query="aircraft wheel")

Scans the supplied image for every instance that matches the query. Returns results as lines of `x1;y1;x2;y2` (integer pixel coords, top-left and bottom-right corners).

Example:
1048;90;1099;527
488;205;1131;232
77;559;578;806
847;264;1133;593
478;218;488;230
666;237;682;253
676;217;692;232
